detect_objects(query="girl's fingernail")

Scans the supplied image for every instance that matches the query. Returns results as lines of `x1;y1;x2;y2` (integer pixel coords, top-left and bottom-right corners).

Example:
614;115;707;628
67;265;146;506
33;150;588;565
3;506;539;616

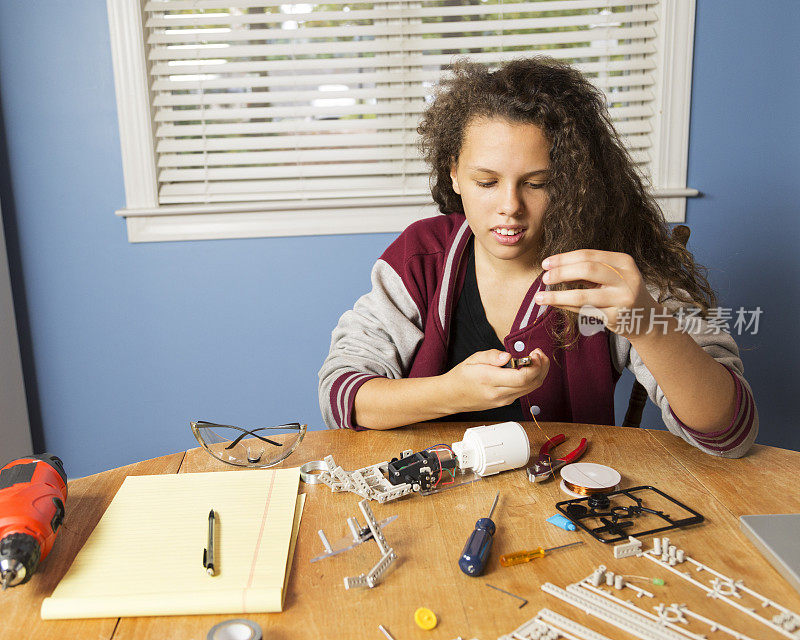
542;258;551;268
534;292;544;303
542;273;550;284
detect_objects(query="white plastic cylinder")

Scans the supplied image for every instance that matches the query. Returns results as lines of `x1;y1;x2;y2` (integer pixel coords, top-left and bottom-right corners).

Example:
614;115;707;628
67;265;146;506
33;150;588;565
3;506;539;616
450;422;530;476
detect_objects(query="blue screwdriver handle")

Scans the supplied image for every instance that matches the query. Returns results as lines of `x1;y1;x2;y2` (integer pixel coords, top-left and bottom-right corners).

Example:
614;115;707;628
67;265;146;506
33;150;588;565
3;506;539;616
458;517;496;576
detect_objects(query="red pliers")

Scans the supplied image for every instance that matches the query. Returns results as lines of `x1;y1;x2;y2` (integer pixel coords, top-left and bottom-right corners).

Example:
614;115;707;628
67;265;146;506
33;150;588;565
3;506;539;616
527;434;588;483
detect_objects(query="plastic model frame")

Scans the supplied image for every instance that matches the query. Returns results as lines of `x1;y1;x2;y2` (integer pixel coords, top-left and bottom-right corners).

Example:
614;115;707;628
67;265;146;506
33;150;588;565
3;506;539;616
555;485;704;543
635;537;800;639
317;424;531;503
499;607;616;640
533;536;800;640
318;448;473;503
318;453;416;503
312;499;398;589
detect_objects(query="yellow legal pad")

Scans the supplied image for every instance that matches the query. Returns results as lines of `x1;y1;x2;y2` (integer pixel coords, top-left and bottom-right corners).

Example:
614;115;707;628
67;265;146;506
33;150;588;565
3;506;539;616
41;468;303;619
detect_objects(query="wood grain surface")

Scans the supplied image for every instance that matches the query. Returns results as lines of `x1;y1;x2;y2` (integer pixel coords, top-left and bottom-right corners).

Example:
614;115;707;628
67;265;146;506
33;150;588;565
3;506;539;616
1;452;185;640
3;424;799;640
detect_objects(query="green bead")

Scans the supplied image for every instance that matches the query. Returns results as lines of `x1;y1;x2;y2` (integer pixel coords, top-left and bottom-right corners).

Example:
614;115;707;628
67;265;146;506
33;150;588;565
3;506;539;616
652;578;665;586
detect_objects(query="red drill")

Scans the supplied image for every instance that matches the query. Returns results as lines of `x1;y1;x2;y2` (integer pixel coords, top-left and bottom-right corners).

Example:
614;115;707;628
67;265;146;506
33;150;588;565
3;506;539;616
0;455;67;590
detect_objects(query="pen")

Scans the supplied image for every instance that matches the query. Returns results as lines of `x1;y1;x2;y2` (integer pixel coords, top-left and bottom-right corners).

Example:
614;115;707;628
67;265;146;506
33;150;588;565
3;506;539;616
203;509;216;576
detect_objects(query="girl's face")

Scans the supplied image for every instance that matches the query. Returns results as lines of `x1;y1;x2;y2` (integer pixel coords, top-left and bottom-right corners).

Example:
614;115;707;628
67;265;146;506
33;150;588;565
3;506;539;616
450;117;551;271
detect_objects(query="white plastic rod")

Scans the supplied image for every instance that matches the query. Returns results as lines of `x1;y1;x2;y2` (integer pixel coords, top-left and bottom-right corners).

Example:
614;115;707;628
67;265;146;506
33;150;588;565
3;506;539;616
317;529;332;554
537;608;616;640
673;604;758;640
580;582;704;640
542;582;687;640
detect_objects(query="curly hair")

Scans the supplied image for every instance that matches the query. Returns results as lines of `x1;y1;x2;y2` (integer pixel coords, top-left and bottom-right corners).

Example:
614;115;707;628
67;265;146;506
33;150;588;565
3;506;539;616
417;56;716;346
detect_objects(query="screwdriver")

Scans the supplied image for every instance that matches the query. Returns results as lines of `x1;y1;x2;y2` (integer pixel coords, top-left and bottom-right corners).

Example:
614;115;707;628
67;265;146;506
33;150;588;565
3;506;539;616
458;492;499;576
499;540;584;567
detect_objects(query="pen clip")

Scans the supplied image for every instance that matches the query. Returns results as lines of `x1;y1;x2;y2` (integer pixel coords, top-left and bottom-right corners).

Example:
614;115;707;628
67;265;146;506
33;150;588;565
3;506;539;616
203;548;208;568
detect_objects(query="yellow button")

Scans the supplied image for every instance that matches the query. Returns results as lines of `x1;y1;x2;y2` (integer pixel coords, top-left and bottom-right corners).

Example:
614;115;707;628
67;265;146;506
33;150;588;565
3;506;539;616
414;607;438;630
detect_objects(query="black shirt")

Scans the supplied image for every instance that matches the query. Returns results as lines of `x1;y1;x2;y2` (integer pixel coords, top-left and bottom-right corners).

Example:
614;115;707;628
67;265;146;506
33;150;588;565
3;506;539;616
441;240;525;422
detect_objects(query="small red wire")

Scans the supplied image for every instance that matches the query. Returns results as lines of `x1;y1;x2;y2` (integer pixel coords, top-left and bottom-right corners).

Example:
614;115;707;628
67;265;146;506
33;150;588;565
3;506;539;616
430;447;456;487
433;448;444;487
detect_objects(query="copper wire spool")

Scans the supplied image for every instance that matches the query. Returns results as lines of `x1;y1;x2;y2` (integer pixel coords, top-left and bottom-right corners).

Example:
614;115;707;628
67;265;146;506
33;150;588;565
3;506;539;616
562;479;614;495
560;463;621;497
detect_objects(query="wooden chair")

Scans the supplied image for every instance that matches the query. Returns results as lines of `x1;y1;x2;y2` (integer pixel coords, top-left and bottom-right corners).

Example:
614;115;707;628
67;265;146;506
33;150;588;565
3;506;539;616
621;224;690;428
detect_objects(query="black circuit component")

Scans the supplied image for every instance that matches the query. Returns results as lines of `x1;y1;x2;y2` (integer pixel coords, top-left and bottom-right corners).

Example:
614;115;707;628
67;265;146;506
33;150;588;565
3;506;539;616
386;449;457;491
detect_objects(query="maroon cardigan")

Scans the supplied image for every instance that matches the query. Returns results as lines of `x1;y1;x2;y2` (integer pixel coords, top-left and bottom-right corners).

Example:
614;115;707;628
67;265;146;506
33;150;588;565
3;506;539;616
322;213;620;430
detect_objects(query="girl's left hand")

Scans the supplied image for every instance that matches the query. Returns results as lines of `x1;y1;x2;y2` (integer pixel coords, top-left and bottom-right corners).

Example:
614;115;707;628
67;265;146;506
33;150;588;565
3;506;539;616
534;249;661;340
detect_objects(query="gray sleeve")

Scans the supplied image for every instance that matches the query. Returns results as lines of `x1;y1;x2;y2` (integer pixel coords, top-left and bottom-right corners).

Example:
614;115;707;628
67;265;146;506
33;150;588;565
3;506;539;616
610;293;758;458
318;259;425;429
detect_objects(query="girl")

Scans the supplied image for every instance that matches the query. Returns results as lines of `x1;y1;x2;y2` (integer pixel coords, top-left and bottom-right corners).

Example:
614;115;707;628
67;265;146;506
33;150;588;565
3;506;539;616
318;57;757;458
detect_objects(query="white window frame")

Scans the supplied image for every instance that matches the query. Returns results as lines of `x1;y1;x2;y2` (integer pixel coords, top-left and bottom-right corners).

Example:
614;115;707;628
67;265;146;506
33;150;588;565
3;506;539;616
107;0;697;243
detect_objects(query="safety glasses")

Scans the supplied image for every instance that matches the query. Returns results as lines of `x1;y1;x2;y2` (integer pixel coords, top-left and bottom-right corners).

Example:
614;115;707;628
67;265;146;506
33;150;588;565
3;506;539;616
190;420;306;469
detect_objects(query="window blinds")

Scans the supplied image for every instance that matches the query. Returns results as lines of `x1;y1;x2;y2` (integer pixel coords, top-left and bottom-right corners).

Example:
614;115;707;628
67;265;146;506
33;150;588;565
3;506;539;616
144;0;659;206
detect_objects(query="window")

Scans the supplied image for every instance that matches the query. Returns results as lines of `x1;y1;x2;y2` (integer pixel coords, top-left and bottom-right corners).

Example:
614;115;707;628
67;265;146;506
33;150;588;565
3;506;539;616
107;0;697;242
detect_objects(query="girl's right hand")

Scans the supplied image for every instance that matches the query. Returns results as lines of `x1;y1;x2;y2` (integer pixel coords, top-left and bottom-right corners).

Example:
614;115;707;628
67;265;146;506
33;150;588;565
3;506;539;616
443;348;549;413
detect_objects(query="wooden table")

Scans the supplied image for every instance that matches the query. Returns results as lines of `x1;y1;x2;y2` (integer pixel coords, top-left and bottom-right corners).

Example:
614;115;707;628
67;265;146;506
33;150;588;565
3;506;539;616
4;423;800;640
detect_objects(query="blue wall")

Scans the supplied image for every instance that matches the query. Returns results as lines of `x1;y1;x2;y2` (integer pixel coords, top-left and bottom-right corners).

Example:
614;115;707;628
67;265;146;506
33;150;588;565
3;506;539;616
1;2;797;478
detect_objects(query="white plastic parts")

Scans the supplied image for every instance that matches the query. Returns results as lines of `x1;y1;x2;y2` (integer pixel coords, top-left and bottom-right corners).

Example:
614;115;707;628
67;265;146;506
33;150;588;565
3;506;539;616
613;536;643;559
342;500;397;589
637;538;800;639
542;582;688;640
614;536;800;640
317;454;415;503
310;499;398;589
498;608;615;640
451;421;530;476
